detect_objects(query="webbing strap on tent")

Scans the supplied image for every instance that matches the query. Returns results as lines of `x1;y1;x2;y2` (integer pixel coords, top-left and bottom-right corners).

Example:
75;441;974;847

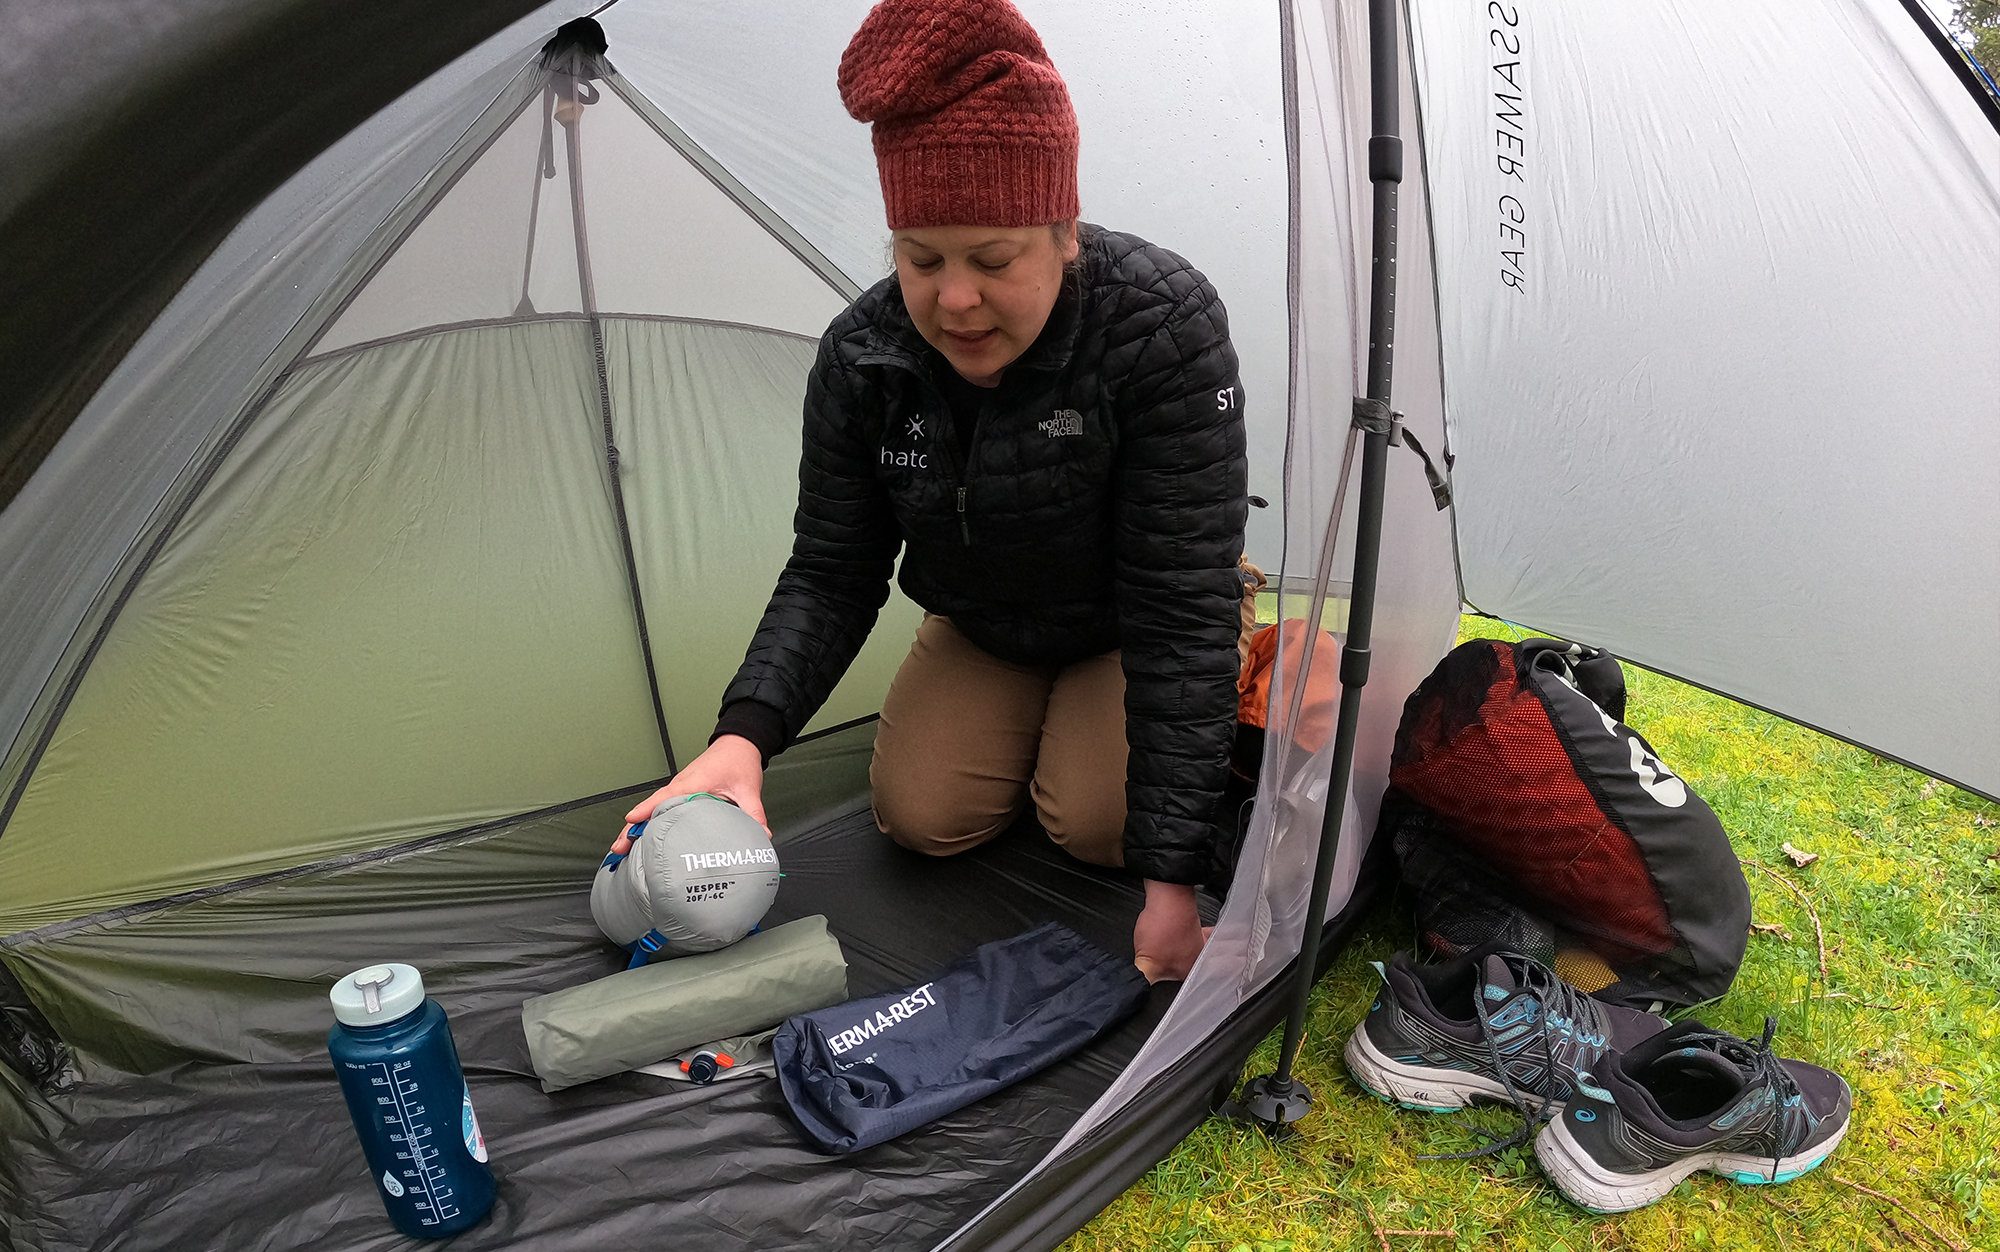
551;50;677;773
1351;397;1451;510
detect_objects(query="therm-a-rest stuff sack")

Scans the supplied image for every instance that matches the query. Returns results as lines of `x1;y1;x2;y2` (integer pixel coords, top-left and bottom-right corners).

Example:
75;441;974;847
773;922;1149;1154
591;793;780;963
1381;638;1751;1007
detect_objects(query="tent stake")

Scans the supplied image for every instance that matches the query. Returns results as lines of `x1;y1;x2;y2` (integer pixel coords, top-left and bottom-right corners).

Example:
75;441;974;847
1225;0;1402;1133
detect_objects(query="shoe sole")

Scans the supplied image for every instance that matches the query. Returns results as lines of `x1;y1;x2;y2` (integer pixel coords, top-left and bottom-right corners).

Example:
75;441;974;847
1342;1023;1563;1115
1534;1106;1850;1213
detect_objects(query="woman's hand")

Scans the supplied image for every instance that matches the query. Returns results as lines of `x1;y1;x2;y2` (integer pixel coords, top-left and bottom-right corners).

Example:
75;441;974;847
611;735;769;855
1132;880;1212;983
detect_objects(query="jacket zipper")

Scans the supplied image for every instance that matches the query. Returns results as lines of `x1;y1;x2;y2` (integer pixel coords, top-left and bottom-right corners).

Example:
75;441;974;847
952;393;995;547
860;352;1001;549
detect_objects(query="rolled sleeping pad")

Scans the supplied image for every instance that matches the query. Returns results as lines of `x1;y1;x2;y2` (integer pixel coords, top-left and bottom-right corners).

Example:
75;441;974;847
592;792;780;963
521;914;847;1092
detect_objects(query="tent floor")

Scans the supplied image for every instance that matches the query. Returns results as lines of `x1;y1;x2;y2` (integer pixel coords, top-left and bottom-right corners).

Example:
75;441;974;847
4;797;1227;1252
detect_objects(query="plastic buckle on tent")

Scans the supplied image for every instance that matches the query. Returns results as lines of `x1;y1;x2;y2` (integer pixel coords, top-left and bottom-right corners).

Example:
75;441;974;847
626;930;665;971
1350;397;1402;446
1352;397;1453;510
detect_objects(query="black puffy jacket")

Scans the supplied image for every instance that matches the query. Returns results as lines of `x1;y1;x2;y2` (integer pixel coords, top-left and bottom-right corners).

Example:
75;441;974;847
719;226;1248;884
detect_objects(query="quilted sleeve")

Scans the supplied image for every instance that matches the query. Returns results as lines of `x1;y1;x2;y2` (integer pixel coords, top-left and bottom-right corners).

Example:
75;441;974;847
1113;274;1249;884
717;330;902;752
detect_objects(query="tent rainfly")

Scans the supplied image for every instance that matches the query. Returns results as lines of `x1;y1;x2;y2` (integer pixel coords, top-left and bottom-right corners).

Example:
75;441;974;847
0;1;1993;1249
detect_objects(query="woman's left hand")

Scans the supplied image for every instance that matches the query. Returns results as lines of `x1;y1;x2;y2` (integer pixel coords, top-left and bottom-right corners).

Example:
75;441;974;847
1132;880;1211;983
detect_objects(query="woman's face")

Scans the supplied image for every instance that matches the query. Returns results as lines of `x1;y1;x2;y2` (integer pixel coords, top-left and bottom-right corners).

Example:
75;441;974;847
892;223;1079;386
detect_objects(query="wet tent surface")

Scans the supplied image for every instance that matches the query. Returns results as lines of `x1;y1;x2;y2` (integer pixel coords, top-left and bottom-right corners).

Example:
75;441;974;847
4;797;1204;1252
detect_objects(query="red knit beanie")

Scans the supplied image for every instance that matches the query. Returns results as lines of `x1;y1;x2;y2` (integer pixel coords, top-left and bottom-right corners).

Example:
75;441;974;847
838;0;1080;229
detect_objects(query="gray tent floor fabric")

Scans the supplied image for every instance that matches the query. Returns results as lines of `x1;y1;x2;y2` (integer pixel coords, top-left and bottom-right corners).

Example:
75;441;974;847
0;798;1223;1252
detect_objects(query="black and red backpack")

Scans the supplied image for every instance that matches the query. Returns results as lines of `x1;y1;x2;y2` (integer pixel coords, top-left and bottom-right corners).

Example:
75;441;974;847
1378;637;1751;1007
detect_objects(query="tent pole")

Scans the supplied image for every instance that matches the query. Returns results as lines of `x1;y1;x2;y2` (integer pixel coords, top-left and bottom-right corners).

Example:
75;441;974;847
556;59;678;774
1228;0;1402;1131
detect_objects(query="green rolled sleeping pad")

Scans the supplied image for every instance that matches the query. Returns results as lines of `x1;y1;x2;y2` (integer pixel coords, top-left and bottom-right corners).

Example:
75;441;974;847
521;915;847;1092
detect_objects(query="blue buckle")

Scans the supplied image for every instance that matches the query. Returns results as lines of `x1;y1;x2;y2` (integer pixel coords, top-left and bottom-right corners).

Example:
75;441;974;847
625;929;665;970
600;819;649;871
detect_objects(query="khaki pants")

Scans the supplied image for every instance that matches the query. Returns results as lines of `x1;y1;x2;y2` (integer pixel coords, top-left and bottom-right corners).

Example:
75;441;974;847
871;615;1128;868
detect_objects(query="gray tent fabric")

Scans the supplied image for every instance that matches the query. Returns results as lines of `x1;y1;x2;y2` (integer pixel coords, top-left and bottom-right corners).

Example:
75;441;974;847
1414;0;2000;798
0;5;600;817
0;0;1994;1249
0;0;568;510
0;32;918;933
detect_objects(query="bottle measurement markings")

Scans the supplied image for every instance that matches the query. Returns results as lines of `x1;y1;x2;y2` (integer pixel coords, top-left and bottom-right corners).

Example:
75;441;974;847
371;1060;462;1223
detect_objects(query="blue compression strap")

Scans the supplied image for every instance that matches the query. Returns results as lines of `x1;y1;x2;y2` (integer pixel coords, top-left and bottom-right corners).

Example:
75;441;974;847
625;929;666;970
601;819;648;871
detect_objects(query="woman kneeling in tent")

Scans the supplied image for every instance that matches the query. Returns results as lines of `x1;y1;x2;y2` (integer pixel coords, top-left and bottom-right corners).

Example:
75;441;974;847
618;0;1247;983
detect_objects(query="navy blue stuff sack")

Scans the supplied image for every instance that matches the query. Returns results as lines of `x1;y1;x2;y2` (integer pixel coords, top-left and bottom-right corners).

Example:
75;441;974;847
773;922;1149;1154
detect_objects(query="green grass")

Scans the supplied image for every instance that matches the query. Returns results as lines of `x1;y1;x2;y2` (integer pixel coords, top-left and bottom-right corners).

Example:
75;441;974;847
1063;616;1999;1251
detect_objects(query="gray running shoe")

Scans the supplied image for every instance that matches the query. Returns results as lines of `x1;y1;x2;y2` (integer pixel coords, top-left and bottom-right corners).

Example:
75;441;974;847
1535;1017;1852;1212
1343;949;1669;1117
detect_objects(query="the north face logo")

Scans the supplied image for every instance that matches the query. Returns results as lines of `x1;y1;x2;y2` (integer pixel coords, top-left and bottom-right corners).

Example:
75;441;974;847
1038;409;1083;438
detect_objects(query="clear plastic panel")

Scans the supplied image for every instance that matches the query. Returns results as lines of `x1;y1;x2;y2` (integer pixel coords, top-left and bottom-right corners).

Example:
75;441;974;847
315;71;849;357
317;95;584;354
578;86;850;334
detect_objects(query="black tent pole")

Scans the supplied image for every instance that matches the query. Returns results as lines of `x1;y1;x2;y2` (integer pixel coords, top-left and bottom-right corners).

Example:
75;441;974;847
1228;0;1403;1130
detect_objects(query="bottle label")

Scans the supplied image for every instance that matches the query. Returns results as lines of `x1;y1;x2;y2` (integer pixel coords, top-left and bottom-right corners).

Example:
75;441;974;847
462;1084;488;1163
381;1170;405;1197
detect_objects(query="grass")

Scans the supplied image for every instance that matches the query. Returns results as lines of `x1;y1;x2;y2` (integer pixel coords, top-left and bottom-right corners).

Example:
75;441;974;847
1062;616;1999;1252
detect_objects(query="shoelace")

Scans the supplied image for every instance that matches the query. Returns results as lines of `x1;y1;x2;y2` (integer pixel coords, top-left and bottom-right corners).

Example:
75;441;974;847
1656;1016;1802;1182
1419;954;1612;1161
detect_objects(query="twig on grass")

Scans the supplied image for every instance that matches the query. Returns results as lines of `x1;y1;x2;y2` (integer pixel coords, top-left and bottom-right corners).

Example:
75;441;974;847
1756;1191;1806;1219
1352;1195;1392;1252
1785;991;1900;1010
1831;1174;1966;1252
1378;1231;1455;1240
1746;859;1828;983
1882;1211;1930;1251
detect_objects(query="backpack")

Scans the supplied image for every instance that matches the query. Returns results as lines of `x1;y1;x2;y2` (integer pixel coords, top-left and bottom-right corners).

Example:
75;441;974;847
1379;637;1750;1007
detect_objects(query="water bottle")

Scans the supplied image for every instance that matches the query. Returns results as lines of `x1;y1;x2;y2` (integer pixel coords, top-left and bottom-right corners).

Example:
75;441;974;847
329;963;496;1238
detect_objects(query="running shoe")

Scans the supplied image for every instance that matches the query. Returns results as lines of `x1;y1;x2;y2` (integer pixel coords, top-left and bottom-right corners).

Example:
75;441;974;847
1344;949;1669;1116
1535;1017;1852;1212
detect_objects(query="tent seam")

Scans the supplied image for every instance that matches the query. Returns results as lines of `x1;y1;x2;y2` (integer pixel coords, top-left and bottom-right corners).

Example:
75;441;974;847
0;776;673;951
298;312;818;368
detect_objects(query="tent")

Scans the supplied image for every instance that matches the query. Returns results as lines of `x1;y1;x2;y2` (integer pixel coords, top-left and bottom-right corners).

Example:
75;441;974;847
0;1;1993;1248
